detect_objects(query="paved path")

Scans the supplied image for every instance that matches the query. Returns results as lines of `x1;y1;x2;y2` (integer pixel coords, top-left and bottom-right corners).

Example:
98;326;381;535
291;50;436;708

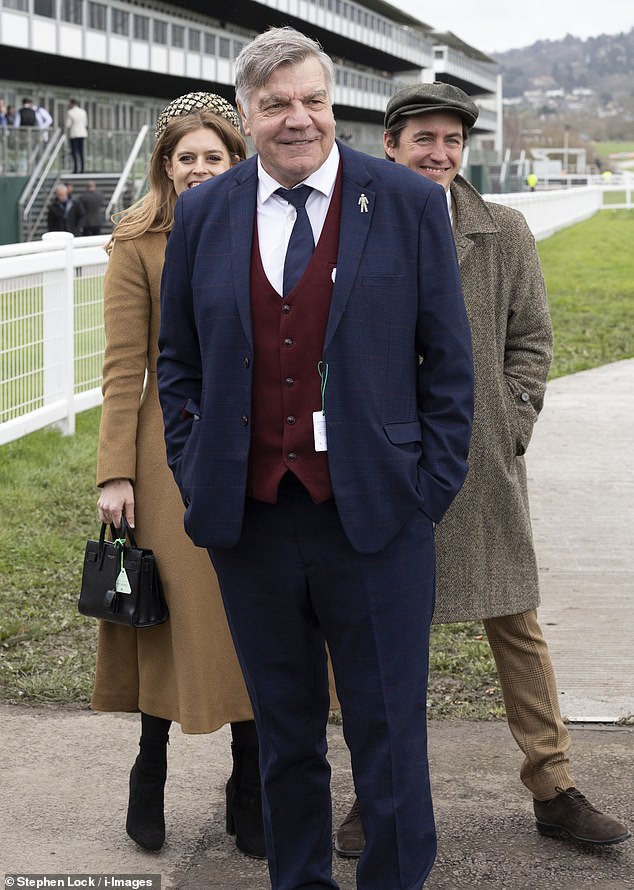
529;359;634;722
1;707;632;889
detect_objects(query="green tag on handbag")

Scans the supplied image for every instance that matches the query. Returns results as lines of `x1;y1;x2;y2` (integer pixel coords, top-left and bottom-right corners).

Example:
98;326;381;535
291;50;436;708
114;537;131;594
115;567;132;594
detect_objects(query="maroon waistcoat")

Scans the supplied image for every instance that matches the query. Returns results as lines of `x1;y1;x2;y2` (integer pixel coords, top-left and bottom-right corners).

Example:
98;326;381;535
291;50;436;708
247;170;343;503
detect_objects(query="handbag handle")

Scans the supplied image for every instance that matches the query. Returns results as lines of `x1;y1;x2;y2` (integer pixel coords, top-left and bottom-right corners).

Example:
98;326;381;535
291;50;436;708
117;513;138;549
97;514;139;566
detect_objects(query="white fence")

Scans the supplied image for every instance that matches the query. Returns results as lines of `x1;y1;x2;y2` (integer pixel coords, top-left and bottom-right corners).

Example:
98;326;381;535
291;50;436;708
0;231;108;445
0;185;630;445
483;185;603;241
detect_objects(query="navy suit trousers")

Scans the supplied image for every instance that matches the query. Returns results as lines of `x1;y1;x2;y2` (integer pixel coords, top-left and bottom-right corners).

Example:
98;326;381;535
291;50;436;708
209;474;437;890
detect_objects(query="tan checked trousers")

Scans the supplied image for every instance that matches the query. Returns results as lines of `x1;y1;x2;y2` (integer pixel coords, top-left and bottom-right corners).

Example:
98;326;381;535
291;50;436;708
483;609;575;800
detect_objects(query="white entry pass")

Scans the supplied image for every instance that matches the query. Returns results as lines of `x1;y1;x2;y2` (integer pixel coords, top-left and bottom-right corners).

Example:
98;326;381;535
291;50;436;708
313;411;328;451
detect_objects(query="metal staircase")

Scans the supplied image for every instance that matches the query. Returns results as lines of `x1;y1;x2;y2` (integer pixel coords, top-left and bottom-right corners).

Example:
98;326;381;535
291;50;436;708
26;173;121;241
12;126;151;242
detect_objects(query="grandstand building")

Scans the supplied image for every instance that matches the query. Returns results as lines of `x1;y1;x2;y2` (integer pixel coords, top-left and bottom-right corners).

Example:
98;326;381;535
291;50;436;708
0;0;502;242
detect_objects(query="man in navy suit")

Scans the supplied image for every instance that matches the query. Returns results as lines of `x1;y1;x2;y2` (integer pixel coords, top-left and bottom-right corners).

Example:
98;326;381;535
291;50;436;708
158;26;473;890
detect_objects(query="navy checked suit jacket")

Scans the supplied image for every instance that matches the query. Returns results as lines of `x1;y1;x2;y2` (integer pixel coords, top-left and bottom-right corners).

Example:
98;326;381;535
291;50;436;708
157;141;474;554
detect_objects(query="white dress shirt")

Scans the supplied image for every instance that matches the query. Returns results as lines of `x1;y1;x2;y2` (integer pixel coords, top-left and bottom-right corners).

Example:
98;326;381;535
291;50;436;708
256;143;340;296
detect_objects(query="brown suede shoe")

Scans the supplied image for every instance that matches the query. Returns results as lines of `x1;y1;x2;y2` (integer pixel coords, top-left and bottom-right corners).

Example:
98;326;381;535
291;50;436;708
534;787;631;846
334;797;365;858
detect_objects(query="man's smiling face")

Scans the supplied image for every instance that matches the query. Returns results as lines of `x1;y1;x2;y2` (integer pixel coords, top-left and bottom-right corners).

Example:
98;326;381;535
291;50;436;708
384;110;464;191
238;56;336;189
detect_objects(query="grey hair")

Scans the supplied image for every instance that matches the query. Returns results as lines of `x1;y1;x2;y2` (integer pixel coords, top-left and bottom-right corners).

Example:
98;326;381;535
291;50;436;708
235;27;335;114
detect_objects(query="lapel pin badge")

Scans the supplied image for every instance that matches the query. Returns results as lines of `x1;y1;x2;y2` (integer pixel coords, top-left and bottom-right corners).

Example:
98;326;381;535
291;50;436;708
358;193;369;213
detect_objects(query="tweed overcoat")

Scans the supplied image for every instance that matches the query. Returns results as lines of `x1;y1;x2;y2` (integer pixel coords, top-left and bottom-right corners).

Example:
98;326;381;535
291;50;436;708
433;176;553;622
91;231;253;732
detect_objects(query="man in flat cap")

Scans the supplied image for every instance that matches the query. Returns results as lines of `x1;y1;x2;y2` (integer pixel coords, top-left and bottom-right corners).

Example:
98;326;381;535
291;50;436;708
335;81;631;855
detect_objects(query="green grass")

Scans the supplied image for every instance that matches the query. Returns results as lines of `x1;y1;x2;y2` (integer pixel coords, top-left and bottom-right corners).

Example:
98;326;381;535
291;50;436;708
0;275;105;422
591;140;634;159
0;409;101;703
539;210;634;378
1;209;633;718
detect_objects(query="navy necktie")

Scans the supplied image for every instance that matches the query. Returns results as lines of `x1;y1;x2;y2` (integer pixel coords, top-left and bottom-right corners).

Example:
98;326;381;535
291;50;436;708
276;185;314;296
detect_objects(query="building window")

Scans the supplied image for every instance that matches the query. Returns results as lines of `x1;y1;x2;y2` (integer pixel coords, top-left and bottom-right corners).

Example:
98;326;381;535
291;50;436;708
88;2;107;31
33;0;54;17
134;14;149;41
172;24;185;48
219;37;230;58
61;0;82;23
153;19;167;45
188;29;201;52
204;32;217;55
4;0;29;9
112;9;129;35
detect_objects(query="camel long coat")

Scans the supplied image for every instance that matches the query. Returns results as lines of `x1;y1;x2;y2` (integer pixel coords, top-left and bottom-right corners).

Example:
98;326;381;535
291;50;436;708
91;232;253;732
433;176;553;622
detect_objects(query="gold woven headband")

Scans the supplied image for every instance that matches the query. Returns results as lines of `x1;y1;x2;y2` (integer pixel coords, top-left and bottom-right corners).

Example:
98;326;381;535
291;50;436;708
155;91;241;139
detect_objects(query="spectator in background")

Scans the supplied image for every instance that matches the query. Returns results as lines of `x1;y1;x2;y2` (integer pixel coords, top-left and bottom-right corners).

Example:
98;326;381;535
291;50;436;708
15;97;53;131
79;180;104;235
526;171;539;191
15;97;38;128
5;104;16;126
0;98;7;126
47;183;83;235
66;98;88;173
35;102;53;133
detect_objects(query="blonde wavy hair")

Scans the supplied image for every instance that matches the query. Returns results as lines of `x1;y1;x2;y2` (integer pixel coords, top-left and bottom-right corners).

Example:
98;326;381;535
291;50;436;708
107;110;247;252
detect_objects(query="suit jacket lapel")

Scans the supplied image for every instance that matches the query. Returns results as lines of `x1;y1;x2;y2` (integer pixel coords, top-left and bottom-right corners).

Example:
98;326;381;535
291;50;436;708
324;144;375;351
229;148;375;352
229;158;258;348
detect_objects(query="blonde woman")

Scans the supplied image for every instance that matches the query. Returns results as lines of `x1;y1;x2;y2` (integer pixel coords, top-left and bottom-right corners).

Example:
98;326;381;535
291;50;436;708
93;93;264;858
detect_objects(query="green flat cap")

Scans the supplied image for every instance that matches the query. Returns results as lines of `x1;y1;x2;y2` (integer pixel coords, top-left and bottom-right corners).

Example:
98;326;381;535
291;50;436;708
384;82;479;131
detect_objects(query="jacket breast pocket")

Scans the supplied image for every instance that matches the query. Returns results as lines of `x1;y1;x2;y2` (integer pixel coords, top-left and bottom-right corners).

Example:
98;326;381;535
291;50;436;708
360;274;406;288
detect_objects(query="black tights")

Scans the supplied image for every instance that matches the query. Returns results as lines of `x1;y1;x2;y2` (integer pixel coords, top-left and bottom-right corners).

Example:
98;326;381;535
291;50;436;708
230;719;258;748
140;713;258;748
140;712;171;744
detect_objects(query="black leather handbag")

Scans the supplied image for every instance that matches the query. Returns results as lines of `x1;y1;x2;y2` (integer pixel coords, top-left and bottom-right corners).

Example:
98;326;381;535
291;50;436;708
78;516;168;628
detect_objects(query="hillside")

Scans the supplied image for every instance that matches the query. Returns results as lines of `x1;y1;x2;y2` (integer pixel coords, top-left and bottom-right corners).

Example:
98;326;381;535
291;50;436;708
493;28;634;100
492;28;634;144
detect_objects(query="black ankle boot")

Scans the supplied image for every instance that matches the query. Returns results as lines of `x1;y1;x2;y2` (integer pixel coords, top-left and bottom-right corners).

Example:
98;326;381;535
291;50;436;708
126;739;167;851
226;740;266;859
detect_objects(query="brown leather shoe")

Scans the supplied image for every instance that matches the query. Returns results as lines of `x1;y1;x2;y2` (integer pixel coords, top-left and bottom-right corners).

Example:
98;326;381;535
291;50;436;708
334;797;365;858
534;787;631;846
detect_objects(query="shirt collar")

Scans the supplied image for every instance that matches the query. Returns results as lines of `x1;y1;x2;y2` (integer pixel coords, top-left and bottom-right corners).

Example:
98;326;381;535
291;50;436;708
258;142;340;203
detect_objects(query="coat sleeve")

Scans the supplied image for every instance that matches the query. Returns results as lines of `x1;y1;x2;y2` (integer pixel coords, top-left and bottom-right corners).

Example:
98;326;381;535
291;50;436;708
96;237;151;487
499;207;553;453
415;184;475;523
